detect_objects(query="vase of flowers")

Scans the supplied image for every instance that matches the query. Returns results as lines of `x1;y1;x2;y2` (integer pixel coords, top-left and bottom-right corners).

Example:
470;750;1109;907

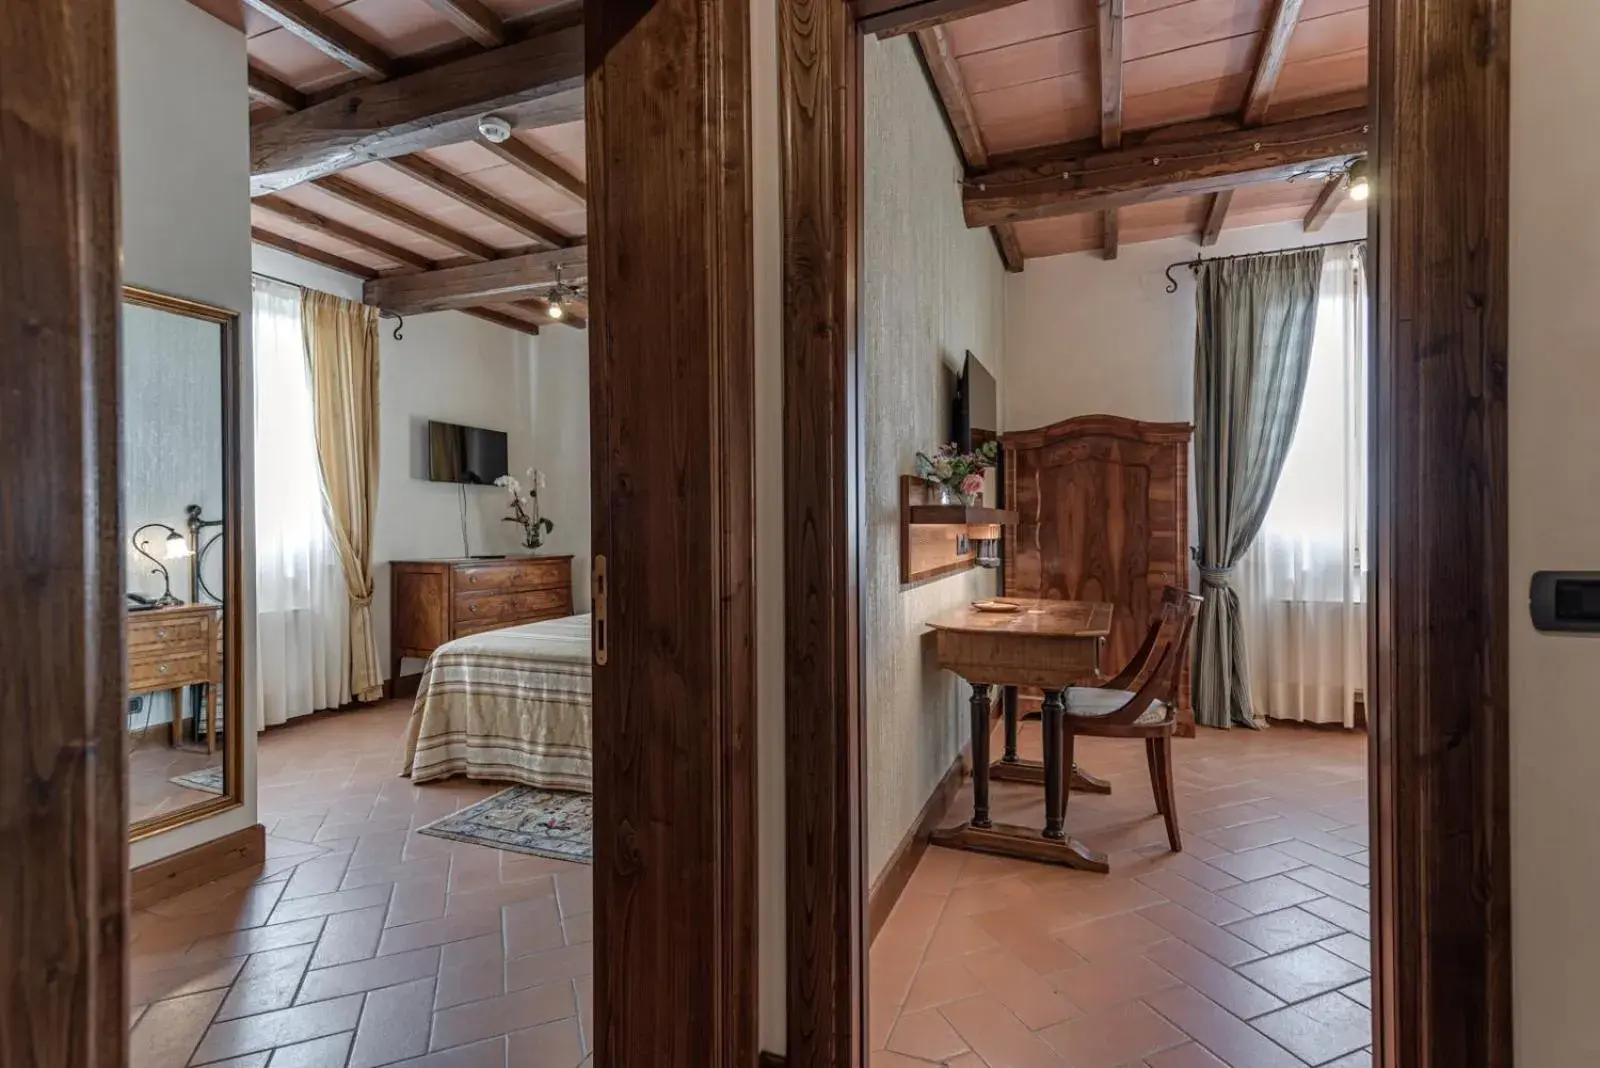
914;440;999;505
494;468;555;550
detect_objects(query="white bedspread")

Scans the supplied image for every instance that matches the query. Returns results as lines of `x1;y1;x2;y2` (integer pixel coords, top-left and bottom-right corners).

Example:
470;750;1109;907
402;614;593;791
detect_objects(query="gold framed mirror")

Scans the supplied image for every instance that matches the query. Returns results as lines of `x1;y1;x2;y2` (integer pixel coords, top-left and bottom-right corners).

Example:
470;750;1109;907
122;285;244;841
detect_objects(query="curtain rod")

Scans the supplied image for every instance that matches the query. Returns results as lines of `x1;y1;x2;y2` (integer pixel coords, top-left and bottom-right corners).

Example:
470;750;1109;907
1163;238;1365;294
252;270;407;340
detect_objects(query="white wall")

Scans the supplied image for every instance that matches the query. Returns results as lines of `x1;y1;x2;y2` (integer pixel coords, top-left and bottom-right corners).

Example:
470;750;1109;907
1003;213;1367;433
1509;2;1600;1061
252;245;592;681
121;0;256;867
861;35;1009;884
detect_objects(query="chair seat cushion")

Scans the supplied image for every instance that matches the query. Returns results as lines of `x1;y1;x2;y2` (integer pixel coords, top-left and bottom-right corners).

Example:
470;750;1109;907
1064;687;1169;726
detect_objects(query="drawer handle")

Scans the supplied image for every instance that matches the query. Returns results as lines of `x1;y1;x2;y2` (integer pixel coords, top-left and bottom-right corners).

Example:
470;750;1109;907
468;603;479;614
156;627;169;639
468;573;480;585
157;663;171;675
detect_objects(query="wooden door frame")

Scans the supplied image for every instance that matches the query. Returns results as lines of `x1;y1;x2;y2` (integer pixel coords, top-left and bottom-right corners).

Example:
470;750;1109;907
777;4;1512;1068
0;2;128;1066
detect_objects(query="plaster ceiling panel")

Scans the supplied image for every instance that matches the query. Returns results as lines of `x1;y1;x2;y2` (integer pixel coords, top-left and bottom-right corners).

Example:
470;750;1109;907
1124;73;1249;131
968;73;1098;153
449;160;587;234
1285;7;1368;61
251;208;398;271
273;183;468;263
943;0;1094;58
1126;0;1271;61
1124;30;1260;97
317;0;466;54
516;123;586;176
479;0;580;17
342;162;541;251
1012;212;1100;258
1269;49;1367;111
956;27;1095;96
247;27;351;89
1117;194;1209;242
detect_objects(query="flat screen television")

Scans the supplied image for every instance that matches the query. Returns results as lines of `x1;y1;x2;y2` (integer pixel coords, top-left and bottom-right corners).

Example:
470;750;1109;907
427;420;509;485
952;351;998;453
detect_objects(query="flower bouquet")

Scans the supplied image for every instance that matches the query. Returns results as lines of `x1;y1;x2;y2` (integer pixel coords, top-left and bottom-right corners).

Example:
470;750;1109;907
493;468;555;550
914;440;999;505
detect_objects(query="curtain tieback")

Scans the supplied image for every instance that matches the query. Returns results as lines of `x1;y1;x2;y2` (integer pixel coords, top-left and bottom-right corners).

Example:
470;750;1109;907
1198;565;1235;589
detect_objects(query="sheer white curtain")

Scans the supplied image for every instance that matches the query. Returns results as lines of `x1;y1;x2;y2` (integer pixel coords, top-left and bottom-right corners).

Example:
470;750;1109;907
1235;247;1368;727
253;277;350;728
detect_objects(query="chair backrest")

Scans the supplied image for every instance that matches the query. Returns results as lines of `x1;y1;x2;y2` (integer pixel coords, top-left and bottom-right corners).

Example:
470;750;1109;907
1095;589;1203;727
1102;585;1189;690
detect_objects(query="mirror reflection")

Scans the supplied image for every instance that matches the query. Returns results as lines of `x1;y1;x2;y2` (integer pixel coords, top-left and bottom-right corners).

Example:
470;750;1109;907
122;288;239;835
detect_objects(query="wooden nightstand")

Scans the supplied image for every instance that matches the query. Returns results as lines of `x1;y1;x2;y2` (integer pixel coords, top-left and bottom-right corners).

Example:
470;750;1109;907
127;602;223;752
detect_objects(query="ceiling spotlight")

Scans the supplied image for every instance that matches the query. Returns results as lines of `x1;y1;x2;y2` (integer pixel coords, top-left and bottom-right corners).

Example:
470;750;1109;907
1347;158;1371;202
478;114;514;143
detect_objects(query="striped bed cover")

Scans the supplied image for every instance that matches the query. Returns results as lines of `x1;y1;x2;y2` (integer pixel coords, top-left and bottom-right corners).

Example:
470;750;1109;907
402;613;592;791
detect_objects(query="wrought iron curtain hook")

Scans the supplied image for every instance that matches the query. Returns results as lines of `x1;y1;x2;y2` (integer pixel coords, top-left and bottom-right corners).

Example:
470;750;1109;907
380;311;404;341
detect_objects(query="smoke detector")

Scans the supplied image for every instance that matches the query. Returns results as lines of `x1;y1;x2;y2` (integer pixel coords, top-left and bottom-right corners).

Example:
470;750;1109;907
478;114;514;144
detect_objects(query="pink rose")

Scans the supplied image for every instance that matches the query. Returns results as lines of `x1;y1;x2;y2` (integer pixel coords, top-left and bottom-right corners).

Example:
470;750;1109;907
961;473;984;497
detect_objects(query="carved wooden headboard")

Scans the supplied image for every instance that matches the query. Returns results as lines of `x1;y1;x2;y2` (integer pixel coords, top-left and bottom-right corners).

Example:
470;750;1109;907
1003;414;1195;722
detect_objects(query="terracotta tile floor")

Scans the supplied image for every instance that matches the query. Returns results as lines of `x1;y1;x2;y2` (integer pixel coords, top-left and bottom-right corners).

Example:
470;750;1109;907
129;699;593;1068
871;721;1371;1068
129;727;223;825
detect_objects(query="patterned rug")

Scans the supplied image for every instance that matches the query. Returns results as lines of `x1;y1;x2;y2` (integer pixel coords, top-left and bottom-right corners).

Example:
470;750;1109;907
170;765;224;795
416;786;592;864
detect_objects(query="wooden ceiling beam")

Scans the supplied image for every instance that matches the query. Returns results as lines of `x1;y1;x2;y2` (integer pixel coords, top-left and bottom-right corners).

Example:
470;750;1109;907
251;24;585;194
312;175;501;261
254;195;436;269
423;0;506;47
251;226;379;279
1201;191;1233;246
1098;0;1124;150
1242;0;1306;125
247;65;305;113
481;137;587;202
241;0;395;80
364;246;588;313
963;108;1368;228
856;0;1031;38
992;225;1024;272
386;154;571;249
1304;174;1349;232
463;307;540;335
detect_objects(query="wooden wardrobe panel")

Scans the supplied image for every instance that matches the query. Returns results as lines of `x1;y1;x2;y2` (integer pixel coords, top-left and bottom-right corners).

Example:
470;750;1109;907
1004;415;1194;727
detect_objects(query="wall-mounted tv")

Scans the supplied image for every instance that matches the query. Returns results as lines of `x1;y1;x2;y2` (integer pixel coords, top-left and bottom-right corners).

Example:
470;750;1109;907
952;350;998;452
426;420;509;485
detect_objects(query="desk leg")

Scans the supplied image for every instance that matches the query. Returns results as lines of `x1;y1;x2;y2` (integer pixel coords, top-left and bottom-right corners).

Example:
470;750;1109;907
206;683;217;756
169;688;182;747
1041;689;1065;840
969;683;993;829
1001;686;1019;764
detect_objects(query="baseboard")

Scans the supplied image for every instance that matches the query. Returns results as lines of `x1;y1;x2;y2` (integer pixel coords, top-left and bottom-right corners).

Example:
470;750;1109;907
868;752;967;944
758;1053;786;1068
384;672;423;700
131;823;266;910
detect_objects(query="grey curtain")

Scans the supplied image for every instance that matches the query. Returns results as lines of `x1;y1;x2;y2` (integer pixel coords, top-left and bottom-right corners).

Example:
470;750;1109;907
1192;247;1326;728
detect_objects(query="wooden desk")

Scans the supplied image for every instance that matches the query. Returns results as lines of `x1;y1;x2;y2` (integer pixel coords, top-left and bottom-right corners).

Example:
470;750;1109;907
127;602;222;752
927;598;1114;872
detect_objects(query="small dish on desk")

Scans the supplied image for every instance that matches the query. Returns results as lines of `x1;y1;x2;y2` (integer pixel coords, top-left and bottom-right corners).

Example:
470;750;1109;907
971;600;1021;613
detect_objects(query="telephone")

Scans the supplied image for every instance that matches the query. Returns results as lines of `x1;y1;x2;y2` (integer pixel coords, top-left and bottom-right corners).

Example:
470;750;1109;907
126;592;160;611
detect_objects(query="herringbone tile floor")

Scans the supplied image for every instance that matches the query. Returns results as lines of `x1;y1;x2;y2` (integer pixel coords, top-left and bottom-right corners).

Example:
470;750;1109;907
129;699;593;1068
870;721;1371;1068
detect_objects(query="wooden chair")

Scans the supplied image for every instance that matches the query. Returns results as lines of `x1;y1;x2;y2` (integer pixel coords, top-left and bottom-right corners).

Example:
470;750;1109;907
1060;589;1204;853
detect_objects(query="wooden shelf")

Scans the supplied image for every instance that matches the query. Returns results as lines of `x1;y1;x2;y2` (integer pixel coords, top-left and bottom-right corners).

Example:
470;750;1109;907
907;504;1018;526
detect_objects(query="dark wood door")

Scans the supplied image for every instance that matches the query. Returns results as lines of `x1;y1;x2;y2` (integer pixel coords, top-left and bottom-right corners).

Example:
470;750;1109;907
1004;415;1192;721
585;0;757;1062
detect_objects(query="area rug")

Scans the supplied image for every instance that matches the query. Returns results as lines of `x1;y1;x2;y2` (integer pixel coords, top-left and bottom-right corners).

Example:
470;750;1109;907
416;786;592;864
169;765;224;795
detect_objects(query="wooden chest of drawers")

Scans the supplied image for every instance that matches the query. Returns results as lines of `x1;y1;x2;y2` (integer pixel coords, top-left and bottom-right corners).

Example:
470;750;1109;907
390;556;575;683
127;602;223;750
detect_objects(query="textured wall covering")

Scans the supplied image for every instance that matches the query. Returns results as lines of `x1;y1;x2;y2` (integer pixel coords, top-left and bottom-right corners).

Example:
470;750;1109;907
862;35;1007;883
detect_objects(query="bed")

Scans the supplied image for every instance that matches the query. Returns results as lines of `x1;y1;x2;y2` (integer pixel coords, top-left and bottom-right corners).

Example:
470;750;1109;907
402;613;593;791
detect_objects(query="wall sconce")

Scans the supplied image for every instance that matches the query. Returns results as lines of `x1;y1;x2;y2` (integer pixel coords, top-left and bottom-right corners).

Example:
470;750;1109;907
132;522;193;606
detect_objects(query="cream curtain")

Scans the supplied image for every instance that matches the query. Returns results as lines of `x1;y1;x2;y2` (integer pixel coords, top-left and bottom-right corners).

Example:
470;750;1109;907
1237;246;1369;727
1191;247;1326;729
253;278;351;726
301;291;383;702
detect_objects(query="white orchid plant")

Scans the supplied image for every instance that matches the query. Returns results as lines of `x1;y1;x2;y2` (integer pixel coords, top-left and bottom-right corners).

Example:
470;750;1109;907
493;467;555;550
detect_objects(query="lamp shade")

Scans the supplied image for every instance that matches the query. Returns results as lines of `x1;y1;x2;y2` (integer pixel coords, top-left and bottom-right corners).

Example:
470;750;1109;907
164;531;193;560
